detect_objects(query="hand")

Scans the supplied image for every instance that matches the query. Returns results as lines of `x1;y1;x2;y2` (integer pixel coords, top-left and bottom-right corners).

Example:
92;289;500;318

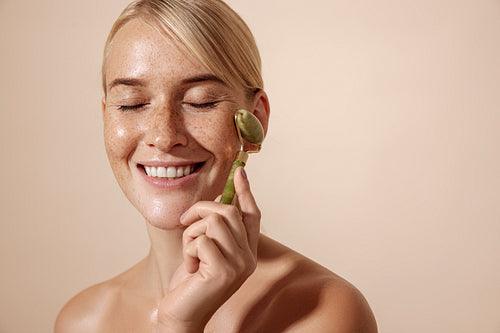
156;167;260;332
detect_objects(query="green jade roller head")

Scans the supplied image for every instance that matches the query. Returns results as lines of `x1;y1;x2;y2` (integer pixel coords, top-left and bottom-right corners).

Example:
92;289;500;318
220;109;264;204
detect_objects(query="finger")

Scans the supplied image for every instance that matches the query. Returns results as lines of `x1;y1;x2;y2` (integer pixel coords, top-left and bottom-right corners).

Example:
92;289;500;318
181;202;241;226
183;216;244;264
180;202;249;250
184;250;199;274
233;167;261;254
233;193;242;213
183;234;200;274
184;234;226;275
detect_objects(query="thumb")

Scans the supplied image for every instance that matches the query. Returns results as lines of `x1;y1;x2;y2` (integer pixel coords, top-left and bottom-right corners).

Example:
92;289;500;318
234;167;261;253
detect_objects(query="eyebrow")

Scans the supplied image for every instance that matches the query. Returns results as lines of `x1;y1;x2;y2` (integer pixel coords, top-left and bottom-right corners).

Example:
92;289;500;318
181;74;226;86
107;78;146;91
107;74;227;93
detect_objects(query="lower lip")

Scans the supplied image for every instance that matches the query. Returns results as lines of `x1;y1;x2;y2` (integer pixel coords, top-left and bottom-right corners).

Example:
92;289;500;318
137;165;201;189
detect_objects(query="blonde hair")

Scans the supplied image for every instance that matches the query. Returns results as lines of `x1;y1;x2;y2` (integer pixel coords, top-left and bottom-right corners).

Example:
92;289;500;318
102;0;263;96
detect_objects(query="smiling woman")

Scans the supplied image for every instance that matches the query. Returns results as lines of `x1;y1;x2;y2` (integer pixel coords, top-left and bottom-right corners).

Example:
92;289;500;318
54;0;376;332
101;18;251;230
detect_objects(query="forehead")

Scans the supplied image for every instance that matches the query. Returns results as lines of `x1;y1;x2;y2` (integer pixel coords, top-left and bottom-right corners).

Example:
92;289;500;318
105;19;207;86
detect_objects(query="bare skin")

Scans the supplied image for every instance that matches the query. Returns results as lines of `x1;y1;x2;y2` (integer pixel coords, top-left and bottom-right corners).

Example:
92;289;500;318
55;19;377;332
56;233;376;332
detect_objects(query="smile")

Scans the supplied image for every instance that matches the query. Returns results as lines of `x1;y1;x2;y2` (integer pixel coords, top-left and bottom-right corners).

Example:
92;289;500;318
141;164;199;180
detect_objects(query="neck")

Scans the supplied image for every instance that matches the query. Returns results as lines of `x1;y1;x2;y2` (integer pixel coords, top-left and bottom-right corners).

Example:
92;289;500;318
145;222;185;295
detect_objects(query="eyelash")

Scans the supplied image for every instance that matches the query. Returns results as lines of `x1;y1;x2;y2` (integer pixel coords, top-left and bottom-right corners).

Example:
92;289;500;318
117;104;147;112
117;101;218;112
187;102;218;109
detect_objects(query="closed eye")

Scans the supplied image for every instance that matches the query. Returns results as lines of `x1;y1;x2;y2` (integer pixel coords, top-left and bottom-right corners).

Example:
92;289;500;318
187;102;218;109
118;104;147;111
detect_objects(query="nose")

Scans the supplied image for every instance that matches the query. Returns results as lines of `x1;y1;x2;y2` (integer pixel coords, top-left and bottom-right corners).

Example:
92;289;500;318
143;104;188;151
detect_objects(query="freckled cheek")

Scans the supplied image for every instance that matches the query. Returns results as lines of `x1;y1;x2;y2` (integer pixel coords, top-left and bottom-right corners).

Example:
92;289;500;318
205;134;238;162
220;121;242;160
191;117;239;161
103;118;140;163
223;142;238;161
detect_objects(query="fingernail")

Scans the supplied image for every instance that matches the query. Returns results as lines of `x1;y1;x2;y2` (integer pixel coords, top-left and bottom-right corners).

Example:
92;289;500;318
180;210;187;221
241;167;248;180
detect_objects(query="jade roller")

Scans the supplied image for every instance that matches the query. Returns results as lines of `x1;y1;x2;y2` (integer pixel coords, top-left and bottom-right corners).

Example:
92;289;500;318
220;109;264;204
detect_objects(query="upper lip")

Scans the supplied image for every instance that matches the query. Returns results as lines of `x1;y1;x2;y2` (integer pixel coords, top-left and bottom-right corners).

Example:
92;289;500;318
136;160;203;168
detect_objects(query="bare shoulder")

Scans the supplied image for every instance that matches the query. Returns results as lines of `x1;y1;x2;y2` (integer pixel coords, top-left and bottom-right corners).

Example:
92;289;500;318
296;276;378;332
54;262;142;333
54;280;115;333
233;235;377;332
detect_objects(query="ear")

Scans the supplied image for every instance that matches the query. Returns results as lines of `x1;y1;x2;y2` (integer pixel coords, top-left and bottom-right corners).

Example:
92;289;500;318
101;96;106;121
249;89;270;137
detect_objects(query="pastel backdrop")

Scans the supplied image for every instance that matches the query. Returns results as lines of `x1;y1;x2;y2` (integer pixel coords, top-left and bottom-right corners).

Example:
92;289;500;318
1;0;499;332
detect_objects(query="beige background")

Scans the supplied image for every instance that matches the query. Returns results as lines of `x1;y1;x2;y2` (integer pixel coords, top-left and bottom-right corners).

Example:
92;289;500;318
1;0;499;332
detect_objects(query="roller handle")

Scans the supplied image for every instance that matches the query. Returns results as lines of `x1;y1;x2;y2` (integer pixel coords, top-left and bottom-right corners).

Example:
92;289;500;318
220;159;246;204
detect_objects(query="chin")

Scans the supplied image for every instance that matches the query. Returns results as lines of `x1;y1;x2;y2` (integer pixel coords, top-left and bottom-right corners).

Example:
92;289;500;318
120;170;229;229
146;217;185;230
136;200;187;230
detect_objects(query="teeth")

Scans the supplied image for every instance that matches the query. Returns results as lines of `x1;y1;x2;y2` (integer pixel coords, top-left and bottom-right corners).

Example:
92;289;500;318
157;167;167;177
166;166;177;178
144;165;195;179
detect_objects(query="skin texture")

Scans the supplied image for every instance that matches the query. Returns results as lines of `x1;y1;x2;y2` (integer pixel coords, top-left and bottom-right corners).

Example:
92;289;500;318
55;19;377;332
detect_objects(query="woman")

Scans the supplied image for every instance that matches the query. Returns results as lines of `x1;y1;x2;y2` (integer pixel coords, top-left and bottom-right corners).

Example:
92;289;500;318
55;0;377;331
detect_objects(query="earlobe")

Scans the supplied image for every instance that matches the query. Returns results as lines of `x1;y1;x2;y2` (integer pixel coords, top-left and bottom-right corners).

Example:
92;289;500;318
251;90;270;137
